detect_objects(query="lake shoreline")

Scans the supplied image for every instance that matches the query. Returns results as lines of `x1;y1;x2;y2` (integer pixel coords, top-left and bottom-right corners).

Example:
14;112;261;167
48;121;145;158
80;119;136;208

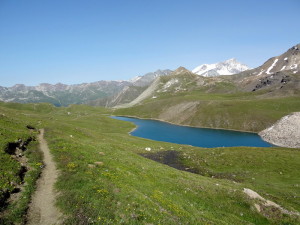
112;114;259;134
111;115;272;148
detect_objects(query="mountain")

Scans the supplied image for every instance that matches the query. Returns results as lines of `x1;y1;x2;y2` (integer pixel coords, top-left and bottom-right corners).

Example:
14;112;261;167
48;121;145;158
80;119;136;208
0;81;131;106
238;44;300;93
192;58;250;77
130;69;172;87
0;69;172;107
1;44;299;108
114;44;300;132
88;69;172;107
114;67;208;109
120;44;300;108
250;44;299;76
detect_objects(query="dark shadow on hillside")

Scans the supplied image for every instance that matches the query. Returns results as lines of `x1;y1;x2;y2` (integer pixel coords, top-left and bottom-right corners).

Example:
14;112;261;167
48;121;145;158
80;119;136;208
140;150;199;173
140;150;244;182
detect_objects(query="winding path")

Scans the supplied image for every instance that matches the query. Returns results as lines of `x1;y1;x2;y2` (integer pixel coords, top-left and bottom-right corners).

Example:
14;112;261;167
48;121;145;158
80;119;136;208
27;129;62;225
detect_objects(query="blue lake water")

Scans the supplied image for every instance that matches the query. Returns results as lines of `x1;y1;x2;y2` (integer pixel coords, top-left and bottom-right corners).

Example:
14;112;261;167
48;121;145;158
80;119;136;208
112;116;272;148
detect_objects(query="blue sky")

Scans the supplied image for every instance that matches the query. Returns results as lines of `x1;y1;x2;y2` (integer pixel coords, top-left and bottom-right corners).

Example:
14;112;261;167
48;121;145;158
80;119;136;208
0;0;299;86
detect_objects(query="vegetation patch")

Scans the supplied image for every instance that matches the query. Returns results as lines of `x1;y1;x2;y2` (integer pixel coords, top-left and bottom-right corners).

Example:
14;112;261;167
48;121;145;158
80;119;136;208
0;115;43;224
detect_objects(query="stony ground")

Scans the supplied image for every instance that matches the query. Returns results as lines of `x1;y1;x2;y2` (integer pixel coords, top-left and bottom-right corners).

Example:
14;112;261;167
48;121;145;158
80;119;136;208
259;112;300;148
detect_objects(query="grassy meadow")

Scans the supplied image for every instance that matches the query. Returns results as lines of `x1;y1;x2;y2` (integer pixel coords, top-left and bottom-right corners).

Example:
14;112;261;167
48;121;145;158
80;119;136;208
0;101;299;224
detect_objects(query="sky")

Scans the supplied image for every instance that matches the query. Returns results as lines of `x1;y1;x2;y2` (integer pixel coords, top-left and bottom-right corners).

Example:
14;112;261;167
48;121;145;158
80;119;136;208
0;0;299;87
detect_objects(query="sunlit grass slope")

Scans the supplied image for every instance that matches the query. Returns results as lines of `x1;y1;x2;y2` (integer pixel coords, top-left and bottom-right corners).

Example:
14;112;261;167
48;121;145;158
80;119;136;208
0;102;299;224
114;94;300;132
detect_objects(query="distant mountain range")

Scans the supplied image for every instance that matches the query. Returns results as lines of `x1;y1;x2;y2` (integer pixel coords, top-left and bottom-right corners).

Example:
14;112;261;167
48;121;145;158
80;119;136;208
0;70;172;106
0;44;299;107
192;58;250;77
0;81;130;106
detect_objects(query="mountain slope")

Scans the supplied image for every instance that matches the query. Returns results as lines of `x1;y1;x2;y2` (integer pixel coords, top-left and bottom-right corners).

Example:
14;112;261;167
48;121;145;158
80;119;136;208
192;58;250;77
114;67;209;108
251;44;300;76
114;77;162;109
237;44;300;94
88;69;172;107
130;69;172;87
114;44;300;132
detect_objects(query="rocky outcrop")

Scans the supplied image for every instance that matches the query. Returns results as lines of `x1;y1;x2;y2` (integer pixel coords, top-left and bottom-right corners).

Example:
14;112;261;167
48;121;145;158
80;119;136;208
259;112;300;148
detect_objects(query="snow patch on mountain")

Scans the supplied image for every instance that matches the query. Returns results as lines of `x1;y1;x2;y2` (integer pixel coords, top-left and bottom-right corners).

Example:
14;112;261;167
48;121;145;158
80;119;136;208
266;58;278;74
129;76;142;83
280;66;286;71
290;64;298;70
192;58;250;77
163;79;179;89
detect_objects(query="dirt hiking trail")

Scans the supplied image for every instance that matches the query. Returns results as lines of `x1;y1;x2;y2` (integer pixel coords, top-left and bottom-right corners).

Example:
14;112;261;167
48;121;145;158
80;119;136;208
27;129;62;225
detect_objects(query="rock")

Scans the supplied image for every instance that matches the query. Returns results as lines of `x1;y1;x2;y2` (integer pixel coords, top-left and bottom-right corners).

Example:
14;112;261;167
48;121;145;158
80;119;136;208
94;161;104;166
259;112;300;148
26;125;35;130
145;147;151;151
113;188;120;193
254;203;261;212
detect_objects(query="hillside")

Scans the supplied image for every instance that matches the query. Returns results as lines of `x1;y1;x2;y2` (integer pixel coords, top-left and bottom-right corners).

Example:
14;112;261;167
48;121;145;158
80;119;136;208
0;102;299;224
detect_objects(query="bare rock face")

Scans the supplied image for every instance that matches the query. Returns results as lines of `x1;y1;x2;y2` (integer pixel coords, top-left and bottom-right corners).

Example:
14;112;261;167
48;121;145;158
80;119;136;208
259;112;300;148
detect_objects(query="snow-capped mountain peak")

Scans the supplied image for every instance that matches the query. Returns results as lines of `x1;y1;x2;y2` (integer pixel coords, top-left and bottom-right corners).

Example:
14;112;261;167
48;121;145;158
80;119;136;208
192;58;250;77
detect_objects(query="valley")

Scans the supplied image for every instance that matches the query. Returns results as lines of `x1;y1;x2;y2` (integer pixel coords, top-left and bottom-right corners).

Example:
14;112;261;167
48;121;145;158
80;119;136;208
0;102;299;224
0;44;300;224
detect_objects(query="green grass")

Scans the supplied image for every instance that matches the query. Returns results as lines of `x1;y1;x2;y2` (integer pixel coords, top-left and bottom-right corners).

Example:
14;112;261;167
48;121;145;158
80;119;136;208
178;146;300;211
0;110;43;224
0;141;43;224
114;95;300;132
0;102;299;224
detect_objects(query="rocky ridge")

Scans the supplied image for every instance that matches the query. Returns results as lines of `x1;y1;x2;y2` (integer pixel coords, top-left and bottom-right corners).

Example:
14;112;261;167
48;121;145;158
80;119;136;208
252;44;300;76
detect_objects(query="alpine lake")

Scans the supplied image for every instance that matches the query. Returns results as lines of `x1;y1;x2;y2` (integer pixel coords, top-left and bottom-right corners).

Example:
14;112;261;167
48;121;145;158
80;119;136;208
112;116;272;148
